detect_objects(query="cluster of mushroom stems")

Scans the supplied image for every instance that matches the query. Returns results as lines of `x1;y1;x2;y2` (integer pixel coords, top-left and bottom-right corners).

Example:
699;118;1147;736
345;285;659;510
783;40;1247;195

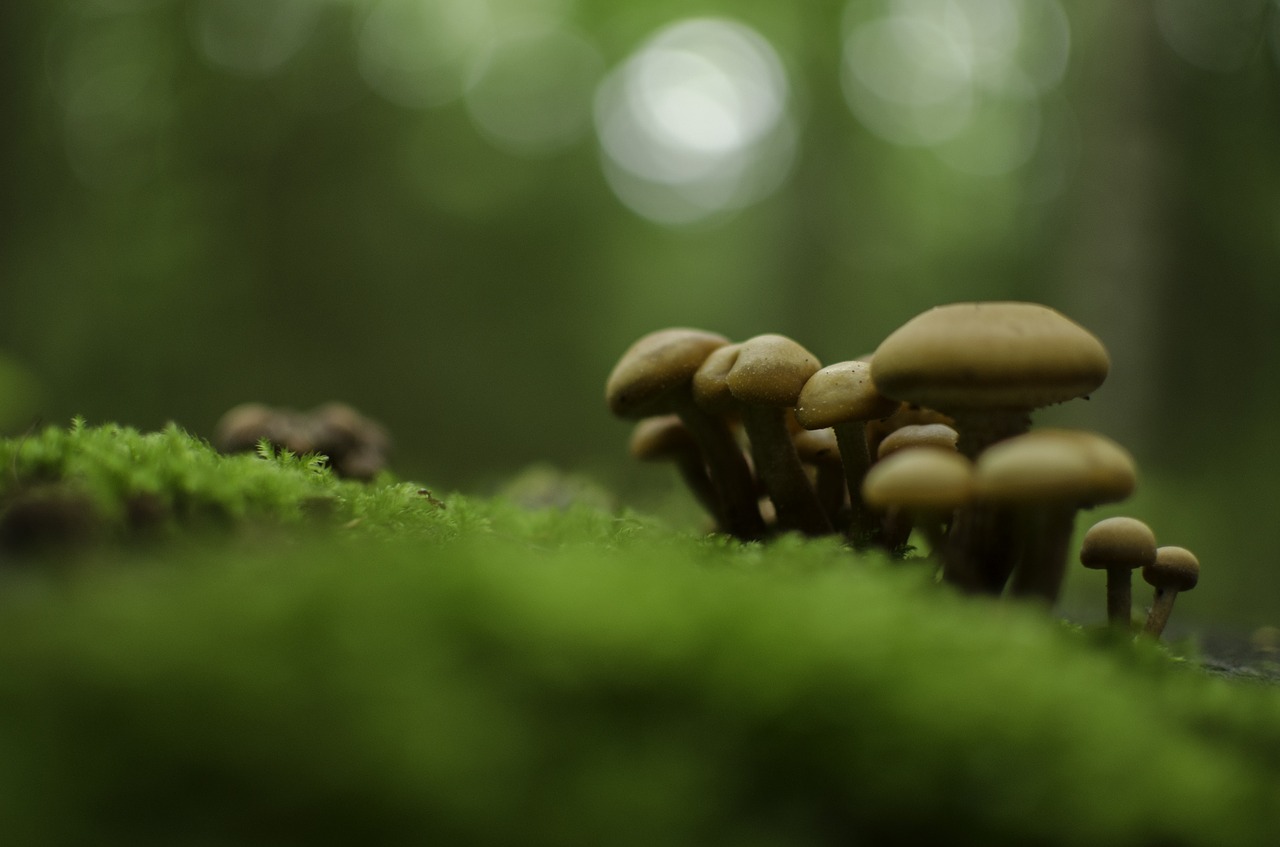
607;302;1199;638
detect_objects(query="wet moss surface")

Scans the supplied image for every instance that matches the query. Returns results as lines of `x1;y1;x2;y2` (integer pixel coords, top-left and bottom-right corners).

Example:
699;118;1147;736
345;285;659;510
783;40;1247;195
1;423;1278;845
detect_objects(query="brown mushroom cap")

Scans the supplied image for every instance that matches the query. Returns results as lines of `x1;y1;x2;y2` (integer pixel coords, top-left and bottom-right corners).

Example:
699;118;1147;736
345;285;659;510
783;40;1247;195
871;302;1110;411
628;415;698;461
862;449;974;512
865;403;954;459
726;334;822;408
876;423;959;460
1079;517;1157;571
214;403;283;453
606;328;729;418
692;343;743;417
795;360;899;430
1143;546;1200;592
974;429;1136;506
791;427;841;466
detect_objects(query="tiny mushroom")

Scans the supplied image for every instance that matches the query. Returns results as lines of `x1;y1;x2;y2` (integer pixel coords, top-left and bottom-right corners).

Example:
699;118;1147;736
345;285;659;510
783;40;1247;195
1079;516;1158;631
795;360;900;544
1141;546;1200;640
607;329;765;540
212;404;280;458
726;334;832;536
629;415;723;530
307;402;391;481
862;448;974;555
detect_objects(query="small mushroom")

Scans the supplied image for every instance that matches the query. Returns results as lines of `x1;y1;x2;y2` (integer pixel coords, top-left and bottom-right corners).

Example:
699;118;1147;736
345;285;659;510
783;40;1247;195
307;402;391;480
795;360;899;544
629;415;723;530
726;334;831;536
607;329;764;540
876;423;959;460
214;403;319;458
1079;516;1157;630
971;429;1137;604
862;448;974;556
865;403;954;462
1141;546;1200;640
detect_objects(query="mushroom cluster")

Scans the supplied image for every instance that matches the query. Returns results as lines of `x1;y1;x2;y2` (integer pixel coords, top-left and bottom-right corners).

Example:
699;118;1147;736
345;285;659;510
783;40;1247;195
213;402;390;481
607;303;1198;632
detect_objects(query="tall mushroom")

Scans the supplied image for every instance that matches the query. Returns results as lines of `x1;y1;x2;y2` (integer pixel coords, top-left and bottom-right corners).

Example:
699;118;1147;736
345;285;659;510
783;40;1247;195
606;328;765;540
795;360;899;544
725;334;832;536
872;303;1110;592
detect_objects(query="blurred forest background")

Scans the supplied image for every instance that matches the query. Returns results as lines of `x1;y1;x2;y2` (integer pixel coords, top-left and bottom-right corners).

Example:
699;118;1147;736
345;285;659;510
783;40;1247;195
1;0;1278;628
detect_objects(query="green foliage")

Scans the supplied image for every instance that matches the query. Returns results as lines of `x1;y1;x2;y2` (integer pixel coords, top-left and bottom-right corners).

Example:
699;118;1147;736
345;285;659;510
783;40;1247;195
0;425;1277;844
0;420;453;548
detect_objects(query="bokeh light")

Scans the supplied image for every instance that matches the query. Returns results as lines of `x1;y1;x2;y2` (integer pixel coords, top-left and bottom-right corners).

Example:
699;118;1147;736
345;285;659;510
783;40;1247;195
46;11;175;190
1155;0;1270;74
356;0;493;109
464;23;603;158
190;0;320;78
594;17;795;226
840;0;1069;176
841;12;975;147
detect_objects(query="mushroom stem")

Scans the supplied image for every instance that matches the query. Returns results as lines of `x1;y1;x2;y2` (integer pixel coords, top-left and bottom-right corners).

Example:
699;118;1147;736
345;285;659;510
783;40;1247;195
943;503;1019;593
1105;569;1135;629
675;402;766;541
949;409;1032;460
942;409;1029;591
830;420;880;545
810;461;848;527
1143;589;1180;639
740;405;832;536
1007;503;1077;605
670;454;725;530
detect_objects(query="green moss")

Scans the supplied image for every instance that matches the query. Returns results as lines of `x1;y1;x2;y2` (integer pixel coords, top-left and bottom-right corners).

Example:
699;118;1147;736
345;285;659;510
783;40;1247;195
0;424;1277;845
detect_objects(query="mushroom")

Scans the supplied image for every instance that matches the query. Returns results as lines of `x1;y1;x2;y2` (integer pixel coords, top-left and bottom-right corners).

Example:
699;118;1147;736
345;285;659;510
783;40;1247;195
861;448;974;556
1079;516;1157;631
725;334;832;536
870;302;1110;458
865;403;954;463
1141;546;1200;640
795;360;899;544
629;415;723;530
876;423;959;460
870;304;1111;596
607;329;765;540
213;403;274;453
791;427;846;526
307;402;391;480
972;429;1137;604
